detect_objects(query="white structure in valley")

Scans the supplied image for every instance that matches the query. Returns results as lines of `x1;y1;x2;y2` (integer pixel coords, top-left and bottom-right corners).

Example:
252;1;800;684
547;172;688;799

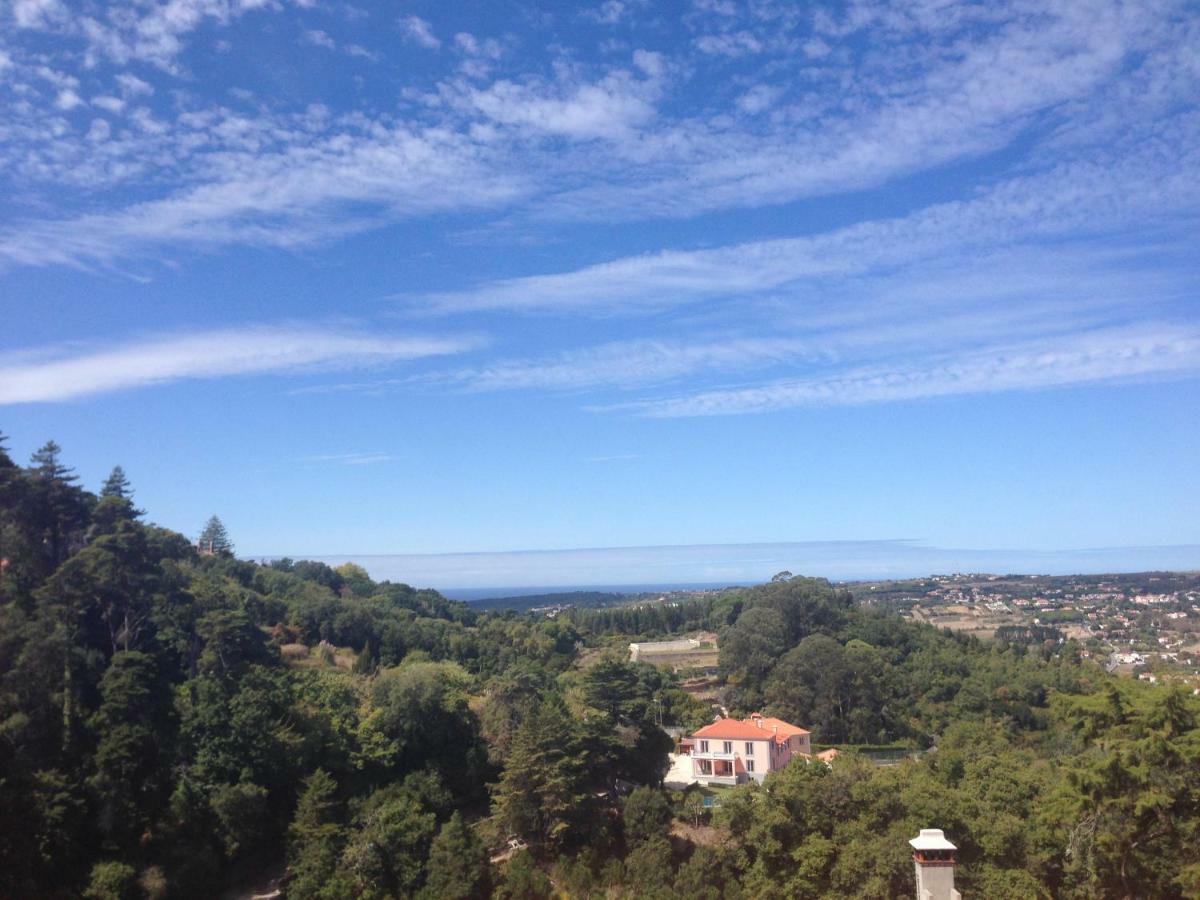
628;637;702;662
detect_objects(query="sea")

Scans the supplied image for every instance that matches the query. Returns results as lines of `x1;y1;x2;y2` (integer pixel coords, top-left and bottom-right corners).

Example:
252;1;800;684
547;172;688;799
257;540;1200;603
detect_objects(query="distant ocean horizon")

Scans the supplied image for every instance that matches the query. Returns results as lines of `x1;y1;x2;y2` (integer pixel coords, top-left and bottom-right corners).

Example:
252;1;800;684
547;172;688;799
442;582;750;602
257;540;1200;601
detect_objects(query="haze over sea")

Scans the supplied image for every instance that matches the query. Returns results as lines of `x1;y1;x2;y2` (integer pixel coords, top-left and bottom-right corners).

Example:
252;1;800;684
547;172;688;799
285;541;1200;599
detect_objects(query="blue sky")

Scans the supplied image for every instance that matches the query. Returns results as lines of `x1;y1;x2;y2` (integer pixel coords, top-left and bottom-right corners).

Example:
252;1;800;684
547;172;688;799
1;0;1198;582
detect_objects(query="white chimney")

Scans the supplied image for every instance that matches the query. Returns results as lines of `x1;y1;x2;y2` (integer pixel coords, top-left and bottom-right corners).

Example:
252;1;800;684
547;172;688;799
909;829;960;900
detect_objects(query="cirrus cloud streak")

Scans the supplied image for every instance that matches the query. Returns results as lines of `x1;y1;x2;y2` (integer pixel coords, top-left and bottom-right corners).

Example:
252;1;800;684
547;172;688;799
0;326;479;405
600;324;1200;417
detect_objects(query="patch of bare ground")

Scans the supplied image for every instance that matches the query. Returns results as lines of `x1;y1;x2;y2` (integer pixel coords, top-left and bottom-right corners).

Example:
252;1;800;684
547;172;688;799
279;642;356;670
575;645;610;669
671;820;727;847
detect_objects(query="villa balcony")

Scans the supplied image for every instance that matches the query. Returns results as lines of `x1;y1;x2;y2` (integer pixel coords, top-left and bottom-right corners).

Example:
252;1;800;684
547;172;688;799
692;750;737;760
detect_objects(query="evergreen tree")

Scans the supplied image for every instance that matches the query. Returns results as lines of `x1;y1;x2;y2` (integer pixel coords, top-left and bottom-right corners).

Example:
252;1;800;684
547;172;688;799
210;781;270;859
89;652;175;847
23;440;92;578
622;837;675;897
40;525;172;658
477;665;546;765
82;861;137;900
352;638;377;675
583;656;640;722
90;467;143;536
100;466;132;499
673;845;737;899
622;786;673;844
0;431;24;601
496;850;552;900
286;769;347;899
30;440;74;482
491;697;597;850
196;610;274;682
419;812;492;900
198;515;233;555
338;784;438;897
0;430;14;469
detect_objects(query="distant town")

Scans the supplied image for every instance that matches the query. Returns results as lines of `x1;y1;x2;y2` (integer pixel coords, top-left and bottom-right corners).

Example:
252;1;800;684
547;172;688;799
851;571;1200;687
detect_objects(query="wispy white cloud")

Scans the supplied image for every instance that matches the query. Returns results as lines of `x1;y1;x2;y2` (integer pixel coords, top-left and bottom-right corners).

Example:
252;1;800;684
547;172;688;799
433;337;822;392
735;83;781;114
0;326;479;405
586;1;641;26
530;1;1187;222
419;122;1199;316
436;53;665;141
303;335;825;397
400;15;440;50
600;324;1200;417
0;120;530;268
8;0;307;71
302;29;336;50
114;73;153;96
54;87;83;110
459;76;657;140
0;0;1194;284
383;233;1198;416
299;451;394;466
0;46;667;268
92;94;126;113
345;43;380;62
11;0;67;30
694;31;763;57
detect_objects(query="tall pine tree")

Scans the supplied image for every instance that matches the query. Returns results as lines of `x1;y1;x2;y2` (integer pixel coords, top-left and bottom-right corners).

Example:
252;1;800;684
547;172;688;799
491;696;597;850
91;467;142;536
420;811;492;900
198;515;233;555
23;441;92;585
100;466;132;499
286;769;348;899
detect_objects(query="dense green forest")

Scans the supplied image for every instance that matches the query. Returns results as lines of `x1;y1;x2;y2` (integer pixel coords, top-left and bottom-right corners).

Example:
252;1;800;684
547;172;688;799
1;434;1198;899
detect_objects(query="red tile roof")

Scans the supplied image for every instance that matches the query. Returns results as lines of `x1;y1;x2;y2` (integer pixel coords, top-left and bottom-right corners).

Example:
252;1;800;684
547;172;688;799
692;714;810;743
693;719;774;740
754;716;811;737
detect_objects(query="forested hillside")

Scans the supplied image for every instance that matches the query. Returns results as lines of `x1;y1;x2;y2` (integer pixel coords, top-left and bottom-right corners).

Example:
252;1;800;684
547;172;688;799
1;434;1198;899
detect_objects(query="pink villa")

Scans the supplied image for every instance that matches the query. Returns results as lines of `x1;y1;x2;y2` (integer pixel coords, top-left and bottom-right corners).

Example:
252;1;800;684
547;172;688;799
683;713;833;785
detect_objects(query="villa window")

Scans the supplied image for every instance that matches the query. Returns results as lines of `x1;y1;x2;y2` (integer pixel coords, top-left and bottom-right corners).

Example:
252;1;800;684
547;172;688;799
747;760;755;773
699;740;709;753
723;741;732;754
745;742;754;755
